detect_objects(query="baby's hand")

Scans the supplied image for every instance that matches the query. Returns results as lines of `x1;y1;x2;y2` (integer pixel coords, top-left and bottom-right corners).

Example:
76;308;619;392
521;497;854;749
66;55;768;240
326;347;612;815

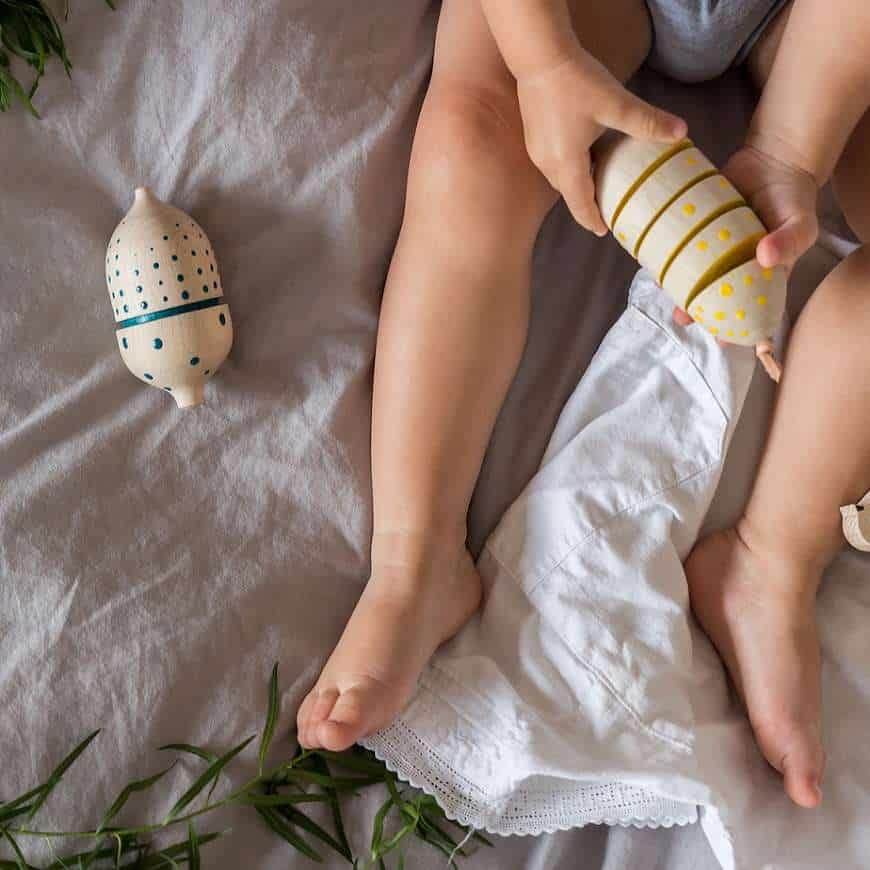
674;142;819;333
723;143;820;272
516;53;687;236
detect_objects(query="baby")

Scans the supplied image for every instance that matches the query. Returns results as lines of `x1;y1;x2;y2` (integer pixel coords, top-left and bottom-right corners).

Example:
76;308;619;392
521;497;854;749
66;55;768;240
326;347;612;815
298;0;870;810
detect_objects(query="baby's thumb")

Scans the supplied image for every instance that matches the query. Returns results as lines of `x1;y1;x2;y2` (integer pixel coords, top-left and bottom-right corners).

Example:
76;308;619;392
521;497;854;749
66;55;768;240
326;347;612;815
599;88;687;143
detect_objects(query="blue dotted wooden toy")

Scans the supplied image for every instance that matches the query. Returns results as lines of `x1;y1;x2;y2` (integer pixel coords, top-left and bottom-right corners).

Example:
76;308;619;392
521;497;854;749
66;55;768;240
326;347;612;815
106;187;233;407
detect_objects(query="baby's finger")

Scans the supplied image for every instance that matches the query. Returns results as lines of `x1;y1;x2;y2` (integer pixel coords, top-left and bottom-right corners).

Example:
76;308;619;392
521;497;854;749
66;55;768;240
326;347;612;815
672;306;694;326
756;213;819;271
596;86;688;144
560;165;608;236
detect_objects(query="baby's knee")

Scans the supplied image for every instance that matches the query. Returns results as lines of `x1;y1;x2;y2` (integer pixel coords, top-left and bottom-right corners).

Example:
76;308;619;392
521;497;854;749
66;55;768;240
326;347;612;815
406;84;554;225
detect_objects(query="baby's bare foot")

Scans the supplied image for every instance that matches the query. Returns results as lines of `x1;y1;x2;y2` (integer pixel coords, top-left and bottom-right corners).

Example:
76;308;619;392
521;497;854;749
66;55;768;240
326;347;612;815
296;540;481;751
686;525;825;808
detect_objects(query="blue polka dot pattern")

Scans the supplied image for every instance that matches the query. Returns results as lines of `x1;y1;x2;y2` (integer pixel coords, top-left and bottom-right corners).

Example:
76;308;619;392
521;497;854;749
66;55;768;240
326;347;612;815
122;337;128;349
181;290;190;300
144;373;153;380
123;304;129;313
172;255;178;262
219;313;226;325
177;274;185;282
136;285;143;293
153;262;160;269
164;386;172;391
202;285;209;293
153;338;163;349
190;356;200;365
140;301;148;310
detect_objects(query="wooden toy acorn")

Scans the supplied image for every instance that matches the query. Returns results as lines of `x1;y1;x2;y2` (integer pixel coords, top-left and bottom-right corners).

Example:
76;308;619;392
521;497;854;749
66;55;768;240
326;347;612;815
593;134;787;381
105;188;233;408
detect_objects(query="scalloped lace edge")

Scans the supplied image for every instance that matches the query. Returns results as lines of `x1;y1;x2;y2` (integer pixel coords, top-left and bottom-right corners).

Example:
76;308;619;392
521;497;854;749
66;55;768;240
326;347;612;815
361;726;699;836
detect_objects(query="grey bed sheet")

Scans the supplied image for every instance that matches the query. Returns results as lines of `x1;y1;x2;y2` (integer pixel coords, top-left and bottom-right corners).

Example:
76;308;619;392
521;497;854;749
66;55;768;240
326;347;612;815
0;1;811;867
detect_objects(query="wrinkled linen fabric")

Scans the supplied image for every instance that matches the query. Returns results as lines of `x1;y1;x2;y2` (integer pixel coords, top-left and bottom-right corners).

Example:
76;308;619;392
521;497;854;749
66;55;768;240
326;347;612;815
1;1;867;868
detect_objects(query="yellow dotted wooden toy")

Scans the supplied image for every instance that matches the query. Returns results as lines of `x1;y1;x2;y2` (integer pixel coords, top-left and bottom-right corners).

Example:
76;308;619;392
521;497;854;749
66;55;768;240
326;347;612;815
594;132;787;381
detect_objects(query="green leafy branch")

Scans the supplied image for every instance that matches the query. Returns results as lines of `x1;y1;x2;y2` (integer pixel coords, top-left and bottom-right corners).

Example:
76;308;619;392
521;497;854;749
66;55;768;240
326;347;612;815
0;0;116;117
0;664;492;868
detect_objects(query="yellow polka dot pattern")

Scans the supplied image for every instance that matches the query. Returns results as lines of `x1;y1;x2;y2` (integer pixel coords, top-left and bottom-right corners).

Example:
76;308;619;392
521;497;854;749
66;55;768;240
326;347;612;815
688;258;787;346
661;206;765;305
683;203;696;216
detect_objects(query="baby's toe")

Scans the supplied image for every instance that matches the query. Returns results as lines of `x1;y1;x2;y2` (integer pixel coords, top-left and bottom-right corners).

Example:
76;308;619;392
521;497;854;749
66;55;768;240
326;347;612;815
780;732;825;808
296;691;317;748
308;687;341;746
299;687;340;748
756;716;825;809
315;687;377;751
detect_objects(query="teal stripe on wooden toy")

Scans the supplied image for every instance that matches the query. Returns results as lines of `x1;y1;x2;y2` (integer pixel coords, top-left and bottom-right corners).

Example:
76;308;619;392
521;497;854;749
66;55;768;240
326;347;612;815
116;296;222;329
106;187;233;408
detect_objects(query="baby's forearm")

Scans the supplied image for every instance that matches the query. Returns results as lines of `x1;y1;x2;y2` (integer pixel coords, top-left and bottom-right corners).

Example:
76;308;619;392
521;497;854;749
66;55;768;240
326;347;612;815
748;0;870;185
478;0;583;79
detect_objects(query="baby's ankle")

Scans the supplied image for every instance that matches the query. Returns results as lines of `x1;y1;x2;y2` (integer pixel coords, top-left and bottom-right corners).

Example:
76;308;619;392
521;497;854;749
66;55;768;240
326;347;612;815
370;525;468;581
734;515;827;605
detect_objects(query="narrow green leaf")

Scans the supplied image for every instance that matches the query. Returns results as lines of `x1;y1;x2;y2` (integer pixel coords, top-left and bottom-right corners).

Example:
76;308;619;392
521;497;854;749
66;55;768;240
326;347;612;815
96;761;177;834
163;734;256;823
1;830;30;870
26;729;101;821
370;795;394;860
415;813;463;856
234;792;329;807
158;743;220;803
0;802;35;824
186;822;200;870
309;754;353;861
156;744;217;764
258;663;280;777
282;769;383;791
378;817;419;858
278;805;352;862
0;66;38;117
311;749;389;777
255;807;322;863
136;830;228;868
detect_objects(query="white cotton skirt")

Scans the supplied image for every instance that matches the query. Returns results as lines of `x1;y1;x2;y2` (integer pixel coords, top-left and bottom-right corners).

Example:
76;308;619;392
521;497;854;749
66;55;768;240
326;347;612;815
361;268;765;867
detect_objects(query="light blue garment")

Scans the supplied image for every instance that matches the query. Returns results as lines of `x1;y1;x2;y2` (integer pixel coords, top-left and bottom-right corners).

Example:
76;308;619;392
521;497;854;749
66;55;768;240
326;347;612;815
643;0;791;83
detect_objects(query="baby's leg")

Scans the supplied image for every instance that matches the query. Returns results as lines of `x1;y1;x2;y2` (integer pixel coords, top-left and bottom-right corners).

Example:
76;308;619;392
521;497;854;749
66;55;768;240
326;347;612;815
297;0;652;750
688;4;870;809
